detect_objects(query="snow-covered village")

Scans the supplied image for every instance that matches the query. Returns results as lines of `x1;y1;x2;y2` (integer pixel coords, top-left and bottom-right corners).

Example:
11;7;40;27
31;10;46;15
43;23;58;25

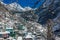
0;0;60;40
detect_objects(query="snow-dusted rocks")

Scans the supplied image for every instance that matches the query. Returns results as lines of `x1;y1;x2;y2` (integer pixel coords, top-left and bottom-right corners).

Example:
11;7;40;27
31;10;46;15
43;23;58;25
5;2;34;12
6;2;24;11
53;13;60;31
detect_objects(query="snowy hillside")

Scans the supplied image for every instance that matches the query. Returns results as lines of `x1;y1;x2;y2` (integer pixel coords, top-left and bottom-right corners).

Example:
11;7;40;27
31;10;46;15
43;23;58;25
0;2;34;12
1;1;60;32
5;2;34;11
0;0;60;40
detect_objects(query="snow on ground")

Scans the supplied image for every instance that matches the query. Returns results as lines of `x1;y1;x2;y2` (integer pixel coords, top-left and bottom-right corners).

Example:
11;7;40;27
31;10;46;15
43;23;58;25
4;2;34;12
55;36;60;40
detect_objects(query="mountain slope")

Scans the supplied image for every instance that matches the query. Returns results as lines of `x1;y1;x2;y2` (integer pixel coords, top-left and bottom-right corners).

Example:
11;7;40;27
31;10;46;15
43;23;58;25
5;2;34;12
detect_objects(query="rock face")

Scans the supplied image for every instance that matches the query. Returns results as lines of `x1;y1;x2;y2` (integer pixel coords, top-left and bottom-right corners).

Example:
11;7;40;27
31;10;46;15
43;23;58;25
37;0;60;24
0;3;7;12
53;13;60;31
53;13;60;37
0;3;11;31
